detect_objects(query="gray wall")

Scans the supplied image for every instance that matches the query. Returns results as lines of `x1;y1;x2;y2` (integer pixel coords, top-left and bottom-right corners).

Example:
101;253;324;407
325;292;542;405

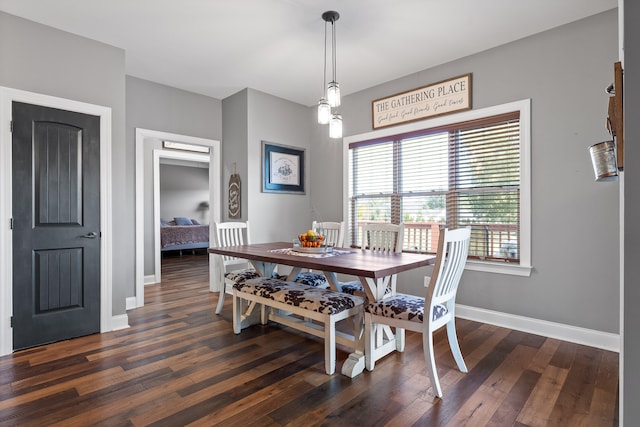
0;11;129;315
142;137;162;274
126;76;222;140
221;90;249;222
312;10;620;333
126;76;221;284
221;89;314;243
309;110;344;223
246;89;314;243
623;0;639;421
160;163;209;223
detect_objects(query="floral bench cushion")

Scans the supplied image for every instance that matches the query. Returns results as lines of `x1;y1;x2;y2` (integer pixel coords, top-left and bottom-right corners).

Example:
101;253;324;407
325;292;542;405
236;277;364;315
364;293;448;322
294;271;330;288
225;268;259;284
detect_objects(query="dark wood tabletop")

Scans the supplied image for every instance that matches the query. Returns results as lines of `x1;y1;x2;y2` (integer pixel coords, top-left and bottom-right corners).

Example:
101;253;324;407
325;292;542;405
208;242;435;279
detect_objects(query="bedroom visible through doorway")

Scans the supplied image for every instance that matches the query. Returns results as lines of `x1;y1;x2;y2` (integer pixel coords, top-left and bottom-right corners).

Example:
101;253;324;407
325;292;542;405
134;128;221;309
158;158;210;258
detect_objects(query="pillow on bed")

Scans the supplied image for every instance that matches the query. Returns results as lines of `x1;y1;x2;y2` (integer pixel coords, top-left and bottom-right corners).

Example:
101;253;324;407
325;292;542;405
160;218;170;226
191;219;200;225
174;216;193;225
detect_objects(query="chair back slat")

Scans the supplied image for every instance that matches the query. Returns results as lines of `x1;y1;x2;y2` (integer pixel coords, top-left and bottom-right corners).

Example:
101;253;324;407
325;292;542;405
426;227;471;307
361;223;404;253
312;221;345;247
214;221;251;267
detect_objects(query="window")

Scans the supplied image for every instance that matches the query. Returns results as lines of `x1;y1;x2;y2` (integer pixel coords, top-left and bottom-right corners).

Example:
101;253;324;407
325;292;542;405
344;100;531;276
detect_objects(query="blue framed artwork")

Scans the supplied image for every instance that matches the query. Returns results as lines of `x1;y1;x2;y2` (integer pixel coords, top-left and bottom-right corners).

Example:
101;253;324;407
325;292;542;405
262;141;305;194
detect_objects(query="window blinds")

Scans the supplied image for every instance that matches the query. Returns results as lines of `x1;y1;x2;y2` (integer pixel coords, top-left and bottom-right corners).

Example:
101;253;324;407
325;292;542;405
349;111;521;262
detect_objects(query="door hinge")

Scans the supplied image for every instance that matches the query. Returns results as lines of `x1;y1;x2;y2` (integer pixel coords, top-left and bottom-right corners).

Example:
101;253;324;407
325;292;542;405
10;316;14;328
9;218;13;230
10;120;13;133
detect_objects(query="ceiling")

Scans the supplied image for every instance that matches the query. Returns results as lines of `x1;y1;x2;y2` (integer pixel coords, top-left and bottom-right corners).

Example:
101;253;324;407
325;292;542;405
0;0;617;106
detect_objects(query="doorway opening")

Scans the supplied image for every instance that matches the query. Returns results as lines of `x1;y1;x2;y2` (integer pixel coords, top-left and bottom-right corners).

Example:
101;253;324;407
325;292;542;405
134;128;220;309
155;151;210;275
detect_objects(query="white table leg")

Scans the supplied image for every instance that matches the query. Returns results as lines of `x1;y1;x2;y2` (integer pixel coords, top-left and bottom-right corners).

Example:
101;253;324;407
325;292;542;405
323;271;341;291
341;309;365;378
249;261;278;277
287;266;302;281
341;353;366;378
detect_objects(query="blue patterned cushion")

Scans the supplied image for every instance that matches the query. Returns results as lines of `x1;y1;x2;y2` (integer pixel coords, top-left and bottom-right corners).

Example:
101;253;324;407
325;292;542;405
236;277;364;315
294;272;330;288
364;293;448;322
340;280;393;298
339;280;363;295
225;268;259;284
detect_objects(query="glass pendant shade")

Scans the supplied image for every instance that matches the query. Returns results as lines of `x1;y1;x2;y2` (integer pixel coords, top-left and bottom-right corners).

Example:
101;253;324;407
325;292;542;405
317;98;331;124
329;114;342;139
327;81;341;107
318;11;343;139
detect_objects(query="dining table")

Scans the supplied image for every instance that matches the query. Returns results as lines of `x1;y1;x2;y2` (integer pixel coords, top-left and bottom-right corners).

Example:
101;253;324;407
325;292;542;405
208;241;435;377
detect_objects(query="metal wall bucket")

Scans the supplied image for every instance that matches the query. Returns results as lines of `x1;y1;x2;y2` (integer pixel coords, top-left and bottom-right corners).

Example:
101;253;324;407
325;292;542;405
588;140;618;182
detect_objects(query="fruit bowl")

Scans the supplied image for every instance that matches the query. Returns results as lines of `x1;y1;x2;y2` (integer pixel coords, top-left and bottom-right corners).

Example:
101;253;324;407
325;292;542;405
298;230;325;248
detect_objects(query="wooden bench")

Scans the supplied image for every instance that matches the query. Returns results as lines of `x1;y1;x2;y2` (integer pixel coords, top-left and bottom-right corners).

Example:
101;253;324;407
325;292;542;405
232;277;365;375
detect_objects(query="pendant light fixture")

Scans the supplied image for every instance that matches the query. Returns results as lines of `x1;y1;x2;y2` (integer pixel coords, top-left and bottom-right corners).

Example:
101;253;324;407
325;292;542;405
317;10;342;139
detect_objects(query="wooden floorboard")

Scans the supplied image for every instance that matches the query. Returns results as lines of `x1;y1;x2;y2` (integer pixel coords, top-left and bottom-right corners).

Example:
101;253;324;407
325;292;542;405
0;254;619;426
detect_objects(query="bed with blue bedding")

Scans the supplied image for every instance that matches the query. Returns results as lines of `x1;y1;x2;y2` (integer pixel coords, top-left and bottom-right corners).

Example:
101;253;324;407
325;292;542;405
161;217;210;252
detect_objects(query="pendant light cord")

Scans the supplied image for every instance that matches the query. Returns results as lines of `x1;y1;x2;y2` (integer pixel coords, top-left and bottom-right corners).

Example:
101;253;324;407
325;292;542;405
323;20;328;94
331;20;337;83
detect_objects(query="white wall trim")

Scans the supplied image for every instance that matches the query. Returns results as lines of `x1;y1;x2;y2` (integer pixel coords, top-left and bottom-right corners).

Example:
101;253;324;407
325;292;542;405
125;297;137;311
111;314;130;331
135;128;221;308
0;86;113;356
144;275;157;285
456;304;620;352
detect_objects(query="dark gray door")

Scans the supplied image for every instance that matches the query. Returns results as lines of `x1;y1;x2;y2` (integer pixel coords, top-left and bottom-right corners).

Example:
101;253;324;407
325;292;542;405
12;102;101;350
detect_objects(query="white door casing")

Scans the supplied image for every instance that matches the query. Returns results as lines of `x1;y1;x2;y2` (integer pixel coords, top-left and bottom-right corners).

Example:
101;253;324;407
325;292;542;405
0;86;113;356
134;128;221;308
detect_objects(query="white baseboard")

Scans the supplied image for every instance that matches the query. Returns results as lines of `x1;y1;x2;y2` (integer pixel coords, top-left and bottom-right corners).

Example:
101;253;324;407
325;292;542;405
455;304;620;353
144;275;157;285
111;314;130;331
125;297;137;311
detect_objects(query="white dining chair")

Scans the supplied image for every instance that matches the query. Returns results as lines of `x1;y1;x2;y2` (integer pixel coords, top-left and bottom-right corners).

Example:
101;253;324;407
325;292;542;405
340;222;404;297
364;227;471;398
213;221;259;314
293;221;345;288
312;221;345;248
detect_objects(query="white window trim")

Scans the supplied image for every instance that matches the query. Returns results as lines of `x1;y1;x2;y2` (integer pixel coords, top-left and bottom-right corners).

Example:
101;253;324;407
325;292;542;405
343;99;532;277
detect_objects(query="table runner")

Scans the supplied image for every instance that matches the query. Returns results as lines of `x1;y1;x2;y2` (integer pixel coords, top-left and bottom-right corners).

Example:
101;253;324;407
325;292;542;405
269;247;353;258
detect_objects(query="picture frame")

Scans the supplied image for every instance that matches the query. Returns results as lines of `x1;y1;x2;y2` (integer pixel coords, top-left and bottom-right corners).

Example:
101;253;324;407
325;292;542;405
262;141;305;194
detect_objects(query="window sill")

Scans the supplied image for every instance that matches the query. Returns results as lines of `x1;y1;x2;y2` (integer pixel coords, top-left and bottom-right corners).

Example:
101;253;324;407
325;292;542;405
465;260;532;277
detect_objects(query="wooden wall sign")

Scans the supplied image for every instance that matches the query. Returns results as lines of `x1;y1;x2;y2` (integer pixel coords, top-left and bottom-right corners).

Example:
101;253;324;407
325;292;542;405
228;163;241;219
372;73;472;129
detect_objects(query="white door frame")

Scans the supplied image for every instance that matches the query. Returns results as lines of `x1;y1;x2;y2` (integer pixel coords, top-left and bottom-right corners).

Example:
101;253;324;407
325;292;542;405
0;86;113;356
134;128;221;308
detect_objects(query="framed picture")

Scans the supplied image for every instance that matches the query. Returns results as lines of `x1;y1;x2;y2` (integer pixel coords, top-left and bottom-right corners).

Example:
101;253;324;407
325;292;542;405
262;141;305;194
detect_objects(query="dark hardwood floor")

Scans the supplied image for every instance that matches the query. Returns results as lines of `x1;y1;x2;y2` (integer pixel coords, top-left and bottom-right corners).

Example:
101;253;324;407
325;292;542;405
0;255;619;426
